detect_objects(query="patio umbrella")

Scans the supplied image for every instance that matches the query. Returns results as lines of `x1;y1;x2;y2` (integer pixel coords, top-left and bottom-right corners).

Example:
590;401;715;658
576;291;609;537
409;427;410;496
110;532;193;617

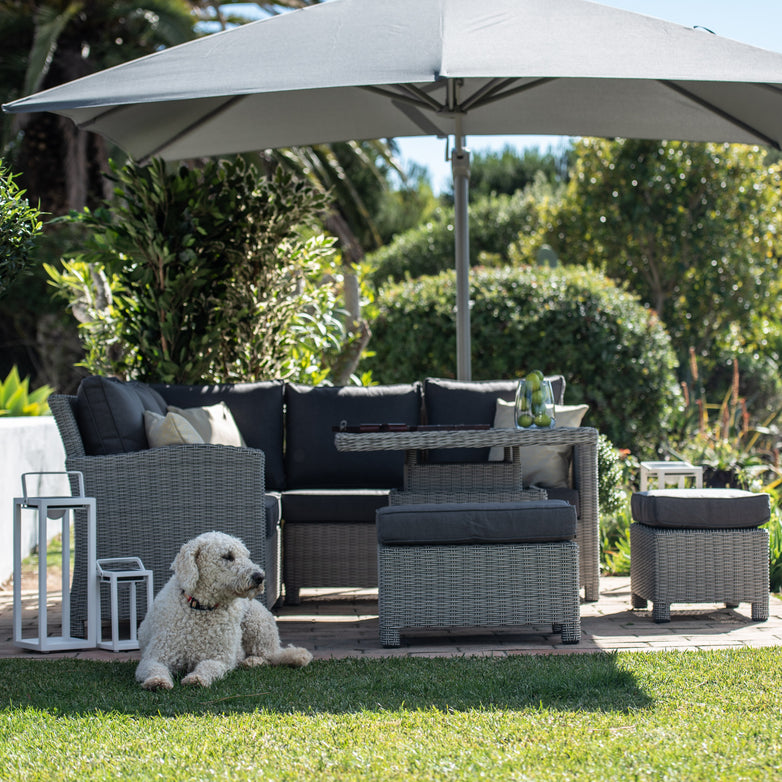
6;0;782;380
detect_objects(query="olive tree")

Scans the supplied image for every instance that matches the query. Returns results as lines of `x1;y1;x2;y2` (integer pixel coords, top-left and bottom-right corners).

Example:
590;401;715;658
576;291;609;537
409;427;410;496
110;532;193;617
48;156;362;385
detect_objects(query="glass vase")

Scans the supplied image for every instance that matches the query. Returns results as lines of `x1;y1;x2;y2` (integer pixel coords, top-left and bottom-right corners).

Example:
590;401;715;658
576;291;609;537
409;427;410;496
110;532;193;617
515;378;556;429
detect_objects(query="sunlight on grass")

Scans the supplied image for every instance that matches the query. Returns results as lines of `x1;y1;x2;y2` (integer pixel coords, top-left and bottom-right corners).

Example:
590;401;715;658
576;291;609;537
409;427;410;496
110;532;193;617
0;649;780;781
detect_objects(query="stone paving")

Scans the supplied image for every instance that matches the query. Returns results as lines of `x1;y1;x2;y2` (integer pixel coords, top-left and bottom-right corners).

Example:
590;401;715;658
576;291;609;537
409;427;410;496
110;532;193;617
1;576;781;661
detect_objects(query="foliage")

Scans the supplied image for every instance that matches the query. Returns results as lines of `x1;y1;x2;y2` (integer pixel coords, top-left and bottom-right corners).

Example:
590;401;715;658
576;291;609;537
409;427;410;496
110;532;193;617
368;178;562;285
44;257;125;377
365;265;679;452
767;494;782;593
0;160;43;298
597;433;626;520
49;156;354;384
451;144;572;200
666;353;781;489
372;162;439;245
600;502;632;577
2;651;782;780
1;0;196;212
0;365;53;416
598;440;638;577
534;139;782;376
269;138;400;255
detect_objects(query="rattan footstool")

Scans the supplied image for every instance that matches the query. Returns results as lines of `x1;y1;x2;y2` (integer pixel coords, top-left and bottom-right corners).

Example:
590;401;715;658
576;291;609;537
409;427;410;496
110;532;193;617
630;489;770;623
375;499;581;647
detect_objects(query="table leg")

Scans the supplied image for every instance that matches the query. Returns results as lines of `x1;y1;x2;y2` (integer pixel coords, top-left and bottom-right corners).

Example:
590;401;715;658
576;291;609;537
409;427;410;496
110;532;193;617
575;441;600;602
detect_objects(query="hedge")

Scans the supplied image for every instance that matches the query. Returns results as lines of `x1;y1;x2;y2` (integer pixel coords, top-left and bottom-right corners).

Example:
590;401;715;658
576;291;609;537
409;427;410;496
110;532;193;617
363;265;680;452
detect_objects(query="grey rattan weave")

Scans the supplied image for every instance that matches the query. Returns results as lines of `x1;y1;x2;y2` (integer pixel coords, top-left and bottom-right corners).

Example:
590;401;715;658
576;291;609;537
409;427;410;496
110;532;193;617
50;395;280;637
630;522;770;623
388;488;548;505
283;522;377;602
336;426;600;601
377;540;581;646
404;450;523;493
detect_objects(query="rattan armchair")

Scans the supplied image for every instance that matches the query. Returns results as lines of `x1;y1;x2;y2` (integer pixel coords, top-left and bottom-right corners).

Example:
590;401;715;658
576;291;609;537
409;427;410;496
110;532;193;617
49;395;280;638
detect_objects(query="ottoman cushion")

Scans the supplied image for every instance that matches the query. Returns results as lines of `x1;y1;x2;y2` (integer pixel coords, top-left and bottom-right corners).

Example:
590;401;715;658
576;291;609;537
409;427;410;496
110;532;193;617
376;500;576;545
631;489;770;530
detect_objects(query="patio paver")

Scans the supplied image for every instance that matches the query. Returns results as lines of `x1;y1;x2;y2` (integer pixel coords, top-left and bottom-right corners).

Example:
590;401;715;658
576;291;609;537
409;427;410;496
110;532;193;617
1;576;780;660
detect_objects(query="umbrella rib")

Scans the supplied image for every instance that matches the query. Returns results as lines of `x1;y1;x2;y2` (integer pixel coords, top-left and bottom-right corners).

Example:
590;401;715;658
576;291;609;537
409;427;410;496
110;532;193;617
459;78;519;111
363;84;444;113
391;100;448;136
660;80;782;151
134;95;245;162
463;77;556;109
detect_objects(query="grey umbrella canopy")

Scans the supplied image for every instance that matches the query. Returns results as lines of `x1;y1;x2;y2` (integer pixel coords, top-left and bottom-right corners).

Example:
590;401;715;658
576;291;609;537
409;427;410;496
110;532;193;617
7;0;782;379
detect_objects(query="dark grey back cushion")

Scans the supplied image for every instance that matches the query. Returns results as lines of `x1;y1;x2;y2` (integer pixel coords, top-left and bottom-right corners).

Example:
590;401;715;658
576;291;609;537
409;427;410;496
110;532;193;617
285;383;422;489
154;381;286;490
423;376;566;463
76;376;167;455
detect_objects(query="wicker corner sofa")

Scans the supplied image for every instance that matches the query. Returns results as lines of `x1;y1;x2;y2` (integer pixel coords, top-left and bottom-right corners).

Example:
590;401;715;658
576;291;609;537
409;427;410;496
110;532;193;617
51;373;594;635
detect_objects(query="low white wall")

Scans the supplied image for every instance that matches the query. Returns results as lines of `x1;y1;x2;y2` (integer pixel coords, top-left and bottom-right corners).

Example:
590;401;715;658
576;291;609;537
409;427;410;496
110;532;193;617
0;417;66;585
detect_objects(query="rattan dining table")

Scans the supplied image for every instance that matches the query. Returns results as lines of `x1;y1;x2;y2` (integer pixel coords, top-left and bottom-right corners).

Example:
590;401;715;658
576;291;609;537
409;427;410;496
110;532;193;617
335;426;600;602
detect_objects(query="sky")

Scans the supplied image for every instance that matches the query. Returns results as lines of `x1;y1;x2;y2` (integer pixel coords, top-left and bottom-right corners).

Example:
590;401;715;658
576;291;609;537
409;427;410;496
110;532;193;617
393;0;782;192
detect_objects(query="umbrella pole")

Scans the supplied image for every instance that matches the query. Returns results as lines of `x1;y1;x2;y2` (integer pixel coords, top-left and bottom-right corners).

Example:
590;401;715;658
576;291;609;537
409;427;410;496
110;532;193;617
452;120;471;381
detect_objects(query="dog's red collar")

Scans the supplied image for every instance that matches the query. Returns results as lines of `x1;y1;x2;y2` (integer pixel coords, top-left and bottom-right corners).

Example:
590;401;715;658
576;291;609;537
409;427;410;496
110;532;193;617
182;591;219;611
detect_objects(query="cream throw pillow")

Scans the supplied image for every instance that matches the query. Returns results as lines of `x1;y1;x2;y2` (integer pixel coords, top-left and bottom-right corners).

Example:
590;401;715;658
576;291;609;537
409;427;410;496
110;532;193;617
488;399;590;488
167;402;245;447
144;410;204;447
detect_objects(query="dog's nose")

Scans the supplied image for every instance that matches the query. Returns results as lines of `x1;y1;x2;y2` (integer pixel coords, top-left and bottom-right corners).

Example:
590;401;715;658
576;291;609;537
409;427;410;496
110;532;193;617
251;570;265;586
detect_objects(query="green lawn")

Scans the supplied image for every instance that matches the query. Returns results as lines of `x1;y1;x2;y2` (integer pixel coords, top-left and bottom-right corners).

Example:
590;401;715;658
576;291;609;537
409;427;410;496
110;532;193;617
1;649;780;780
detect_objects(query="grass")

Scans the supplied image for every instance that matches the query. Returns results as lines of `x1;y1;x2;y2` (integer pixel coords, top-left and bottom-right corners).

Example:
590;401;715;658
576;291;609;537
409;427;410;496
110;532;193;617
1;649;781;780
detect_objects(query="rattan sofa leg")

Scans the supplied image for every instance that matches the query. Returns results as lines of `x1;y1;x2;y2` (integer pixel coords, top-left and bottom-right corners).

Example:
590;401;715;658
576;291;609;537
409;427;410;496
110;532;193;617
752;595;770;622
379;626;401;648
631;593;647;609
652;602;671;624
560;621;581;644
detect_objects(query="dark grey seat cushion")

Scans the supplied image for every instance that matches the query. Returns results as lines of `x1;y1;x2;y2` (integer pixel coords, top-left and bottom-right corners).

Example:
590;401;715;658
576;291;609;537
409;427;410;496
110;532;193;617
282;489;391;523
422;376;565;464
377;499;577;545
76;376;168;455
285;382;422;490
631;489;770;529
155;381;286;490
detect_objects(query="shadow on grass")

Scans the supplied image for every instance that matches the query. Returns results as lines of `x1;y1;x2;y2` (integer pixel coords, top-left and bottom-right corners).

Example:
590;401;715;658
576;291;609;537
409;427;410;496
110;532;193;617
0;652;652;716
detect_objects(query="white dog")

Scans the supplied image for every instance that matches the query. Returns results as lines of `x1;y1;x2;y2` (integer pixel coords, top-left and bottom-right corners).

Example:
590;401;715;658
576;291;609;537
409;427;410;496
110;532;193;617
136;531;312;689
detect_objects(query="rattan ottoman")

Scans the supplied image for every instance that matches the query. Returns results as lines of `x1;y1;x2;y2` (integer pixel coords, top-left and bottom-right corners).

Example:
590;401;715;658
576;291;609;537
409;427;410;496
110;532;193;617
375;499;581;647
630;489;770;623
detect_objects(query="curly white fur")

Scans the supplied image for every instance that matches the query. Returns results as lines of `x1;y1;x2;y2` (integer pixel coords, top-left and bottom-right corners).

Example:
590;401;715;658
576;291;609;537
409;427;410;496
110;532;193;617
136;531;311;689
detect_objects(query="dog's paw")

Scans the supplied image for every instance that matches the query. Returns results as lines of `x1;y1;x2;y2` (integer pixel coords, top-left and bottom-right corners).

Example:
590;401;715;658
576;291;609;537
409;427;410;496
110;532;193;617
241;655;268;669
181;671;210;687
141;675;174;691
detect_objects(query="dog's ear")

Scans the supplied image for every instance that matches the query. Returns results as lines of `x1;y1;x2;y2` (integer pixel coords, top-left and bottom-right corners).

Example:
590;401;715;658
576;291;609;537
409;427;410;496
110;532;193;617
172;539;200;594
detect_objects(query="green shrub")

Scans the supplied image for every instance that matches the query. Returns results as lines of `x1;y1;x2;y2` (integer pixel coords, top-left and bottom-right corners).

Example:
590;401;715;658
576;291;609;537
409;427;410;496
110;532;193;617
363;265;679;451
597;434;625;519
368;184;558;285
0;161;43;299
50;157;343;384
